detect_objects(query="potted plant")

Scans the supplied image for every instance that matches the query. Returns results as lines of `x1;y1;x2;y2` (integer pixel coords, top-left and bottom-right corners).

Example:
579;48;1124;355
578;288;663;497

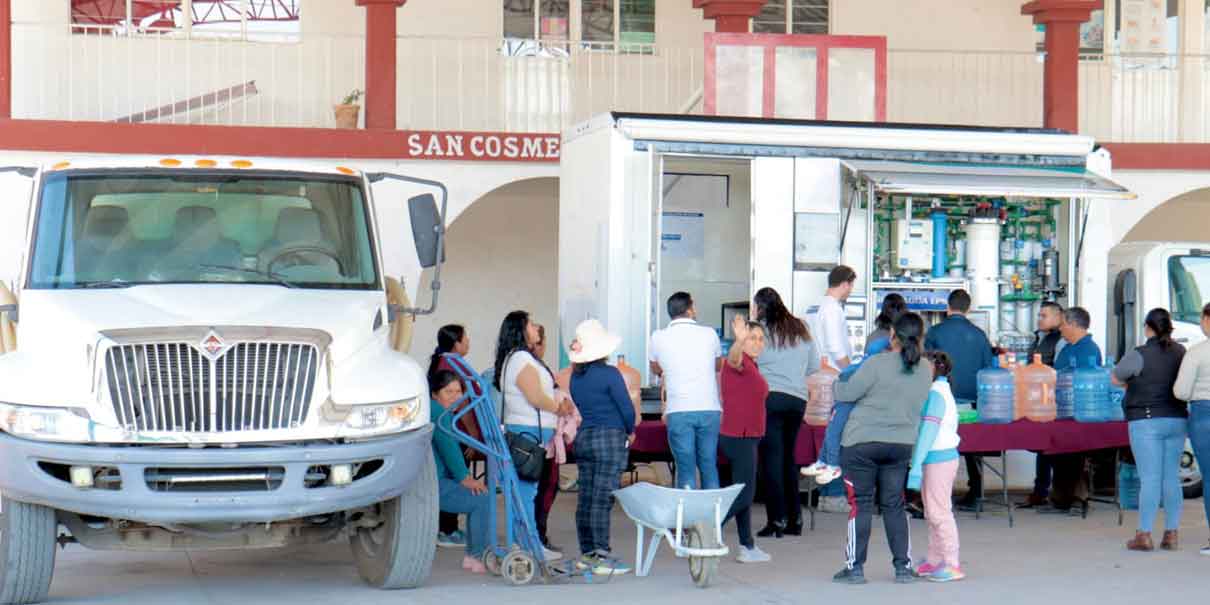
334;89;363;129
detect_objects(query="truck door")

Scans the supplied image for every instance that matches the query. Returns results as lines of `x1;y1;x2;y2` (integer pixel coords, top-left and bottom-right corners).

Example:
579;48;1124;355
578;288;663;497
1112;269;1137;362
365;173;449;353
0;167;36;354
1165;250;1210;348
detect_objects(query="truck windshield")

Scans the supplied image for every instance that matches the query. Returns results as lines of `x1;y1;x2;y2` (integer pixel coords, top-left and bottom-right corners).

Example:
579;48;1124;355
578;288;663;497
27;171;379;290
1169;254;1210;324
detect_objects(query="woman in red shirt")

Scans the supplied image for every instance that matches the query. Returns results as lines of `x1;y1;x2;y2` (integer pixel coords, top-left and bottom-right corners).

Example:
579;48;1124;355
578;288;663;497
719;314;771;564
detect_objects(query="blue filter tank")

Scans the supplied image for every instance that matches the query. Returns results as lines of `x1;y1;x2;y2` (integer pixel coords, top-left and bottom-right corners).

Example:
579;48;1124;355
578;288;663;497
931;209;948;278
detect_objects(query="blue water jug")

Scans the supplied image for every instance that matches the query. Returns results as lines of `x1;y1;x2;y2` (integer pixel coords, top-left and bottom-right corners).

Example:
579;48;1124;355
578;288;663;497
1055;360;1076;420
1107;379;1126;422
1074;357;1110;423
977;356;1015;424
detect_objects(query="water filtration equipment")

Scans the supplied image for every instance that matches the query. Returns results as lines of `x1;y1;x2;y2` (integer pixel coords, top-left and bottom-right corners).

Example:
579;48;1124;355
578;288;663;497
964;218;1001;338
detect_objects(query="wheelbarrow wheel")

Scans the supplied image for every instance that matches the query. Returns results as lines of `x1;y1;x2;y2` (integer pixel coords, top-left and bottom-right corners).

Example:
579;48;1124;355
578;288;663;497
685;522;719;589
483;550;502;576
502;550;537;586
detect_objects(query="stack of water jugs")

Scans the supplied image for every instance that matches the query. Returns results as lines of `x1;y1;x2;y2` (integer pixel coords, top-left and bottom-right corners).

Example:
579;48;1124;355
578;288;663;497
804;366;839;426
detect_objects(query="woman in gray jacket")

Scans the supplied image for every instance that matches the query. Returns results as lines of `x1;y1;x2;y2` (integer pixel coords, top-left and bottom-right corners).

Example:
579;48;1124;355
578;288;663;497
752;287;820;538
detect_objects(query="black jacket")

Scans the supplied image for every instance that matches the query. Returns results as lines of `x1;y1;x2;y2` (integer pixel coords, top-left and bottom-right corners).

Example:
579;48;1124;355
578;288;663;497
1122;338;1187;421
1029;330;1063;368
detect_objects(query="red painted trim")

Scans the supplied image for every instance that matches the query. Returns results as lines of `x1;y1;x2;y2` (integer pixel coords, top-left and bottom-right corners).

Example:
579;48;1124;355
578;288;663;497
0;119;561;162
762;46;776;117
703;33;887;121
1102;143;1210;170
816;45;829;120
0;0;10;120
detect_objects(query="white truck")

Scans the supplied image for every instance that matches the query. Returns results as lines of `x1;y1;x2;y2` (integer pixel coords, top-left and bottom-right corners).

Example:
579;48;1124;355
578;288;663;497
1109;241;1208;499
0;157;447;603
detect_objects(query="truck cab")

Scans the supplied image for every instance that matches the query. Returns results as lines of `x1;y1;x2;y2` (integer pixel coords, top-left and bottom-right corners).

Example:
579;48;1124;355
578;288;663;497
0;158;446;604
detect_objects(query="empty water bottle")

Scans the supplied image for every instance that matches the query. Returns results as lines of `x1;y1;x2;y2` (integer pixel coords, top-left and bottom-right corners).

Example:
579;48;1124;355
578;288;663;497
977;355;1016;424
1074;357;1110;423
1055;360;1076;420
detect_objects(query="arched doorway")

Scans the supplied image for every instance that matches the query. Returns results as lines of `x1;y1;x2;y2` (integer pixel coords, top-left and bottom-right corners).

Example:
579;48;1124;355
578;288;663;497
410;177;560;374
1122;186;1210;243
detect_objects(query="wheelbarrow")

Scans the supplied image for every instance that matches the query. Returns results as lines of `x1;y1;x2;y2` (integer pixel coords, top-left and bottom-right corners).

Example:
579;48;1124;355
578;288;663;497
613;482;743;588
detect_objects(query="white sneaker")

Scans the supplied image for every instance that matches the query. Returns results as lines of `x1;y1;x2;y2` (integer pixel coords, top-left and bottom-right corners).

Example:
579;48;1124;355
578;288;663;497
815;465;843;485
736;545;772;564
543;546;564;562
1200;542;1210;557
801;461;827;477
818;495;851;514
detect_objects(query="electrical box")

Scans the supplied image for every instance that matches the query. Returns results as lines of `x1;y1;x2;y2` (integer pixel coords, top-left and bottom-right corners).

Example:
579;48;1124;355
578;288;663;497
891;219;933;271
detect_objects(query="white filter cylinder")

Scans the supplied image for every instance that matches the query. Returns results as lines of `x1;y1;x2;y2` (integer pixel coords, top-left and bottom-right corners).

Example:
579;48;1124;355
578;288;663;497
964;219;1001;337
1016;301;1033;334
1000;303;1016;333
953;238;967;267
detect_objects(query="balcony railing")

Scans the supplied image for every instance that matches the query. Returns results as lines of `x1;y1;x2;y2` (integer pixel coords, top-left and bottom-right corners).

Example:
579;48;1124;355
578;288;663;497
9;22;1210;144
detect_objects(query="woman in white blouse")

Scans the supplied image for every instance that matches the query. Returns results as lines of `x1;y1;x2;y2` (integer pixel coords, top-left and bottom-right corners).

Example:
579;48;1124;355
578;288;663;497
492;310;574;561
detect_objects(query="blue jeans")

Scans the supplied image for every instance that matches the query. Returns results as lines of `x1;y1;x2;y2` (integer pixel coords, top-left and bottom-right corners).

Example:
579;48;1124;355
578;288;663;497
819;401;855;467
438;476;491;557
504;424;555;533
1189;401;1210;529
666;411;721;489
1128;417;1188;532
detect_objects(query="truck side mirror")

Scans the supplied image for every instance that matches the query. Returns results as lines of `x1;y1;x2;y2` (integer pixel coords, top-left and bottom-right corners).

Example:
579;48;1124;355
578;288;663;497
408;193;444;269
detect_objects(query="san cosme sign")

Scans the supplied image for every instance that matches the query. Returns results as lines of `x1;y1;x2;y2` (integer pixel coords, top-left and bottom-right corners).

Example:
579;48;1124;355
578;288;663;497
405;132;560;162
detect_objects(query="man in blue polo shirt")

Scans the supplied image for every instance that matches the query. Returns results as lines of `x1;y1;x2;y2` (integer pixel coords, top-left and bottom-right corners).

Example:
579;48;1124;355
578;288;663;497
924;289;995;511
1044;306;1103;514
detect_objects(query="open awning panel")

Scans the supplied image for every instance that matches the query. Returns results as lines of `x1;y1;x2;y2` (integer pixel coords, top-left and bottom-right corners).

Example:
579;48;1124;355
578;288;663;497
844;160;1136;200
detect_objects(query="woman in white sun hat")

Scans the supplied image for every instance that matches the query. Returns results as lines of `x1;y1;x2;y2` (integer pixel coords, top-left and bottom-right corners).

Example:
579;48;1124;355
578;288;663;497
567;319;637;576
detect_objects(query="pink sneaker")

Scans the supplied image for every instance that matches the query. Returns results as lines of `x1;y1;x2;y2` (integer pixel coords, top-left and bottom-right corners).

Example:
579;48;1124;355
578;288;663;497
462;555;487;574
914;561;941;578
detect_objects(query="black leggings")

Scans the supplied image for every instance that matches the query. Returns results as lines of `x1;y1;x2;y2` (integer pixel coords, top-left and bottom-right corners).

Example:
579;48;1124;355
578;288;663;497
758;391;806;527
719;435;759;548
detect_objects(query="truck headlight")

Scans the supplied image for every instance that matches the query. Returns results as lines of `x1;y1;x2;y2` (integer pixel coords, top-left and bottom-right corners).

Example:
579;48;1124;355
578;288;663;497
0;403;91;443
343;398;422;433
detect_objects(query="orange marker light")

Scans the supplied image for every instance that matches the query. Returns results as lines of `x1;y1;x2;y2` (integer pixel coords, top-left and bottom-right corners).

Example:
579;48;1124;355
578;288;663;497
231;160;253;169
335;166;356;175
51;161;71;170
194;159;217;168
159;158;182;167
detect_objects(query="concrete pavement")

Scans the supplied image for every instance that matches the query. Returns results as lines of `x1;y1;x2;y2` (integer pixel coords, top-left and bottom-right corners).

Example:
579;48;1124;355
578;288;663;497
45;497;1209;604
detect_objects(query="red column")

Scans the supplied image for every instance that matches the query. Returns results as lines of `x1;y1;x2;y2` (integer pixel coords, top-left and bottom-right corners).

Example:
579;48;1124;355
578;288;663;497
1021;0;1101;133
0;0;11;119
693;0;769;33
355;0;407;130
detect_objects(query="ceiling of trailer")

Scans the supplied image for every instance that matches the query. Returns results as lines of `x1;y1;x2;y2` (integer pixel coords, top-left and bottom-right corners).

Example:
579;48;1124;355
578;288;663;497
843;160;1136;200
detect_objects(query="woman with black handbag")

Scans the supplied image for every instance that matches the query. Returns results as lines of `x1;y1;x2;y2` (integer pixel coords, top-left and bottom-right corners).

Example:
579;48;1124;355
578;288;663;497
493;310;574;562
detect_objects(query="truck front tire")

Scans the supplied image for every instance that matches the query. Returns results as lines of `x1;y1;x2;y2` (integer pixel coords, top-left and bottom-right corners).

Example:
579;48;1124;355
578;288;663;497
351;449;437;589
0;496;57;605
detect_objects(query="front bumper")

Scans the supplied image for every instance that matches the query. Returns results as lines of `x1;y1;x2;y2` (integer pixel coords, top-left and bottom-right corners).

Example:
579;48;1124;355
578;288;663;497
0;424;433;525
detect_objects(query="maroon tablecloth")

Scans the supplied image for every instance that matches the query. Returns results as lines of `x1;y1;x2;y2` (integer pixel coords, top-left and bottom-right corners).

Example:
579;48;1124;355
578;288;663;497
1043;419;1130;455
631;420;819;466
957;421;1054;453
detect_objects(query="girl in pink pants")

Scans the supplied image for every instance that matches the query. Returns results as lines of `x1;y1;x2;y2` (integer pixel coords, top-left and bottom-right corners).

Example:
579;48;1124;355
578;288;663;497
907;351;964;582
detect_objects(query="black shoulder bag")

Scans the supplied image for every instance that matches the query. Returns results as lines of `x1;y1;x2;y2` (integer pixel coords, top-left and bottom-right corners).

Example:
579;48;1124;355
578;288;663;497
503;352;547;482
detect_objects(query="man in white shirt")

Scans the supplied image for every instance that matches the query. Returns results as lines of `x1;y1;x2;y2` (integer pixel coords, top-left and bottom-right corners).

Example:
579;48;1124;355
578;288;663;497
650;291;723;489
815;265;856;370
804;265;856;513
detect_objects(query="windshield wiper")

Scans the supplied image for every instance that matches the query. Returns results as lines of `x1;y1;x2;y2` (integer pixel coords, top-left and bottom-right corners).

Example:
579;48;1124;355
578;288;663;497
198;264;296;289
74;279;133;289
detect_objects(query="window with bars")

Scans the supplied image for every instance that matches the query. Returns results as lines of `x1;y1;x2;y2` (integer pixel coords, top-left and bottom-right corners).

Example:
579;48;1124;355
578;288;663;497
504;0;654;51
752;0;829;35
70;0;301;42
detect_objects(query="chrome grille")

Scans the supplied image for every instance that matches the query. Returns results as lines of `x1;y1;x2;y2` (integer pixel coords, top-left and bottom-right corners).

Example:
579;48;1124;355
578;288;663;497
105;340;319;433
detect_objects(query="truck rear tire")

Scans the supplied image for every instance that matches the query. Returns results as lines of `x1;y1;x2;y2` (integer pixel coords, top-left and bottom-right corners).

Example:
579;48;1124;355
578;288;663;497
0;496;57;605
350;449;437;589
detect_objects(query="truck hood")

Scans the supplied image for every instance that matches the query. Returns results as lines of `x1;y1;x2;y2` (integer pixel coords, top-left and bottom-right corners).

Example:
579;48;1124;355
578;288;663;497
0;285;422;409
